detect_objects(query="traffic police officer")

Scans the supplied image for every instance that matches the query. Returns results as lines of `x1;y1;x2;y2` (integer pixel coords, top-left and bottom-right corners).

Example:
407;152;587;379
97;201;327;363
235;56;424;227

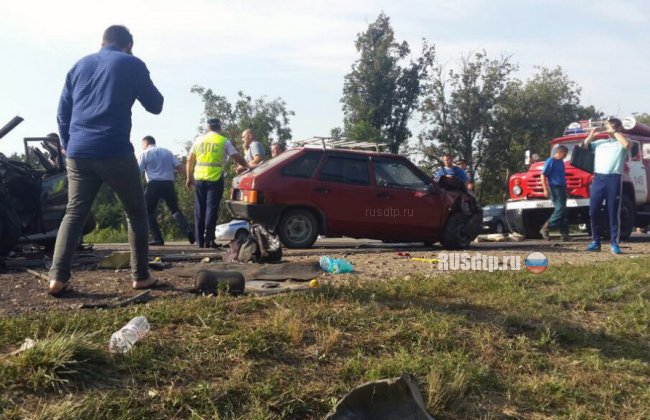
186;118;249;248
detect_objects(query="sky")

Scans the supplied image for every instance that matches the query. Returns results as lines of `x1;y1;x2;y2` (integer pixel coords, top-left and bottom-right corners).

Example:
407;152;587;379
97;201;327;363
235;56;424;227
0;0;648;157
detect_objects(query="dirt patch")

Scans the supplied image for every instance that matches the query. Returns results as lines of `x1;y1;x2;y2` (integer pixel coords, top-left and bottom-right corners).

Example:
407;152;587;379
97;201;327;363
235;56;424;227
2;234;650;316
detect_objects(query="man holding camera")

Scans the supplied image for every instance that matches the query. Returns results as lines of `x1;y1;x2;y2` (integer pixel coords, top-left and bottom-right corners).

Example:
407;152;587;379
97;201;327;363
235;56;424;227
581;117;631;254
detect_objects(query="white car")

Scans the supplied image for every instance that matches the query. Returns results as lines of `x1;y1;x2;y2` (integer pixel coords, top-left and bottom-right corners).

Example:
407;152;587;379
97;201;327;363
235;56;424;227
215;219;250;242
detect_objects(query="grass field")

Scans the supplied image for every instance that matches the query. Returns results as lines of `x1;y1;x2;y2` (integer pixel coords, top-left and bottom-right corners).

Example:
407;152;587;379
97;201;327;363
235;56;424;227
1;257;648;419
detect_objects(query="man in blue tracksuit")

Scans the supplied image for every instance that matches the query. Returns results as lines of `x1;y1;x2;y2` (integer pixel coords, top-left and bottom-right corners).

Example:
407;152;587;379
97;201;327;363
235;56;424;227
582;117;631;254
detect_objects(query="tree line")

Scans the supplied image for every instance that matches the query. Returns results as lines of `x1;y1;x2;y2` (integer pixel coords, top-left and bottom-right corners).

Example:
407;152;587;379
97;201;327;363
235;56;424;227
87;12;648;240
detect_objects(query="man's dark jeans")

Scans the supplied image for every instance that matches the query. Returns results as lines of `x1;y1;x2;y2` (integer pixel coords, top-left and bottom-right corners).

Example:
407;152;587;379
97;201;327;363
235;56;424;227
145;180;191;242
548;185;568;234
194;178;224;248
49;154;150;282
590;173;622;245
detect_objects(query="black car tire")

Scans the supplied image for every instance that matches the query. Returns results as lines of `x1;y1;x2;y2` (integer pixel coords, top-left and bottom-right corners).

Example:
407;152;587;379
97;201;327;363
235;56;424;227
521;213;546;239
495;221;505;234
278;208;319;249
440;212;472;249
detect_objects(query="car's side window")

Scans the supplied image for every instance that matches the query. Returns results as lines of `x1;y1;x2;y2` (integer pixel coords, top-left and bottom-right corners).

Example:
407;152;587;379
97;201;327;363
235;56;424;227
281;153;322;178
319;156;370;186
374;160;428;191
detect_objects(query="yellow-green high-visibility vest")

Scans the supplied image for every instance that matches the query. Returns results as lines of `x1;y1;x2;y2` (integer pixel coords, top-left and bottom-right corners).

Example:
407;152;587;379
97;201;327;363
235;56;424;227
193;132;227;181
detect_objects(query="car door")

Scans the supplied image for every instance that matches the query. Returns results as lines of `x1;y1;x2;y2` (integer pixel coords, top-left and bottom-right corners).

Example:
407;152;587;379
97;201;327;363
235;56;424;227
627;140;647;203
368;157;443;241
311;153;375;237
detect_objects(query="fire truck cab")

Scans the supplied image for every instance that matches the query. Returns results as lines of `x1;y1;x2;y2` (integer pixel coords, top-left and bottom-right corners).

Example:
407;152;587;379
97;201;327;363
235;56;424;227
505;117;650;239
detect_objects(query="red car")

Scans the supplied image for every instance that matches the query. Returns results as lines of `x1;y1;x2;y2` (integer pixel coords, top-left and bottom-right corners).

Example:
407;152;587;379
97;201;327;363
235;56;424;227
226;147;482;249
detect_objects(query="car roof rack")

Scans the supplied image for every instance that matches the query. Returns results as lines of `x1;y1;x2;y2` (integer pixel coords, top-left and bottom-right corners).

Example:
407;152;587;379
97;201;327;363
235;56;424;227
292;136;389;152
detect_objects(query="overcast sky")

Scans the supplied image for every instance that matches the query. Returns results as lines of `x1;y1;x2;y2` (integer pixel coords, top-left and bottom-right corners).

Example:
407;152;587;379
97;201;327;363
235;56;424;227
1;0;648;157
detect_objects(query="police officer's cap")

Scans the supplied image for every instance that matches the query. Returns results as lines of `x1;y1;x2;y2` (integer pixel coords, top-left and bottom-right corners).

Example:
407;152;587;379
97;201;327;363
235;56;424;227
207;118;221;129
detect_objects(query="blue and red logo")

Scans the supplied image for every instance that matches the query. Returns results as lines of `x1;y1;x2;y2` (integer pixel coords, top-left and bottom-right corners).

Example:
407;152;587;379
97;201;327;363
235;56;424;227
525;252;548;274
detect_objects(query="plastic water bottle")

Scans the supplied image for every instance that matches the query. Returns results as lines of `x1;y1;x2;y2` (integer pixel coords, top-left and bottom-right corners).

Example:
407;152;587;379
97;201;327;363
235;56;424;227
109;316;150;354
319;256;354;273
334;258;354;273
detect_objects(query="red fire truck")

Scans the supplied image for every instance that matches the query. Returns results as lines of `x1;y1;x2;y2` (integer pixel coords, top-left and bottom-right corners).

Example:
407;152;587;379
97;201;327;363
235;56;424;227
505;117;650;239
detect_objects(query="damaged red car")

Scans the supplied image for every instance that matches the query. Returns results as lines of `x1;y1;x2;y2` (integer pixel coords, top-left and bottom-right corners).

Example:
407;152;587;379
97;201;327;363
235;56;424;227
226;145;482;249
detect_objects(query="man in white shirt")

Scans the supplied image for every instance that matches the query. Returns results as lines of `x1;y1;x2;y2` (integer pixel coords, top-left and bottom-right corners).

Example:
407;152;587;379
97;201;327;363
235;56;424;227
139;135;194;246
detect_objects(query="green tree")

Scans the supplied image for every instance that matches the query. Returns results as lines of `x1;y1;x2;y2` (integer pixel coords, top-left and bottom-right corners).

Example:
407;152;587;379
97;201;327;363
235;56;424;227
481;67;600;202
190;87;294;151
419;51;517;179
341;12;435;153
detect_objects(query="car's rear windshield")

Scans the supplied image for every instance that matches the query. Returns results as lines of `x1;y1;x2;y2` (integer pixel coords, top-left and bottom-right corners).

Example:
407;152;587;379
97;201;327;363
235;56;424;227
242;148;301;174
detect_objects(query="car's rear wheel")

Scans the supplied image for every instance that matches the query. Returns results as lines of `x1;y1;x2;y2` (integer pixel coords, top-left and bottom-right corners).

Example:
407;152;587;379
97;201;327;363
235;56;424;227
440;212;472;249
278;209;319;248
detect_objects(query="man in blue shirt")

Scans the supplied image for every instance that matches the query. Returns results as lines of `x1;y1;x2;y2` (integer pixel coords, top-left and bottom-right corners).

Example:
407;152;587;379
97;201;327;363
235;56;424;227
582;117;631;254
139;136;194;246
540;145;569;241
48;25;164;296
435;153;468;185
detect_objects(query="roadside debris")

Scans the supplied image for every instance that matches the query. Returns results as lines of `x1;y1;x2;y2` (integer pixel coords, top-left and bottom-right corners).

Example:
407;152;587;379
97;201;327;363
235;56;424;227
326;374;434;420
148;260;170;270
319;256;354;273
80;289;153;309
474;233;524;242
393;253;438;263
193;270;245;296
244;281;312;296
108;316;150;354
226;224;283;263
25;268;49;282
98;251;131;269
410;257;438;263
6;338;36;357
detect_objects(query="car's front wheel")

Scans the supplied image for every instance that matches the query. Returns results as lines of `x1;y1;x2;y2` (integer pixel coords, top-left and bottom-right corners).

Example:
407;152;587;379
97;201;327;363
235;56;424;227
440;212;473;249
278;209;319;248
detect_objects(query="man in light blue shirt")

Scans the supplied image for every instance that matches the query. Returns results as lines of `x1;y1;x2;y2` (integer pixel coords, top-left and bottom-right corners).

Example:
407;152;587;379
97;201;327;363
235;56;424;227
139;136;194;246
582;117;631;254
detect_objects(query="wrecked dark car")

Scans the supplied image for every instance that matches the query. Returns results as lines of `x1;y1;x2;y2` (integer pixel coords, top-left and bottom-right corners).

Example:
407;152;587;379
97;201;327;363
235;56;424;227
0;116;94;255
